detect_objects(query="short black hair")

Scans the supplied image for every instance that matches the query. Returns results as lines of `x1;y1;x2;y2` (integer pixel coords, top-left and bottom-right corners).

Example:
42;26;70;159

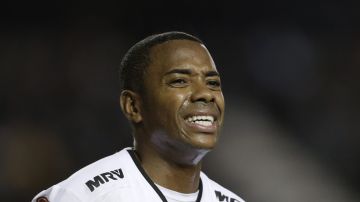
119;31;203;93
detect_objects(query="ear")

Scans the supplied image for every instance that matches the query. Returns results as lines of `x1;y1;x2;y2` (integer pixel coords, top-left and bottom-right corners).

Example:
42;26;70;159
120;90;143;123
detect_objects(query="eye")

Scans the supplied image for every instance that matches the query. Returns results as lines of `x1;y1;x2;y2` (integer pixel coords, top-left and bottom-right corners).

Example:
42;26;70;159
207;80;221;88
168;78;188;87
173;79;186;84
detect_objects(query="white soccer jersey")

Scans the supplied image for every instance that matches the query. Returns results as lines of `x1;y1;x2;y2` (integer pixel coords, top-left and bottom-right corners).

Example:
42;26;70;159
32;148;245;202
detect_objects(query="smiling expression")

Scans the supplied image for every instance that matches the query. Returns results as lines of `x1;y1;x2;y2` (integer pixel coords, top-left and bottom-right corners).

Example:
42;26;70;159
140;39;225;151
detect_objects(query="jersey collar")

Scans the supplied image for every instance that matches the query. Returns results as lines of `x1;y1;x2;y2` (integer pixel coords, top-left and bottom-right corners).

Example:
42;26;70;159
127;149;203;202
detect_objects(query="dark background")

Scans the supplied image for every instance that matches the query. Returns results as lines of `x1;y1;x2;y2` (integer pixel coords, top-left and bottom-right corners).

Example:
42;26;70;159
0;1;359;201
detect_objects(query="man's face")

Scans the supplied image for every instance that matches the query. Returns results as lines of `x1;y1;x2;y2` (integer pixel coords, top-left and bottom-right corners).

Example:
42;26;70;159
141;39;225;152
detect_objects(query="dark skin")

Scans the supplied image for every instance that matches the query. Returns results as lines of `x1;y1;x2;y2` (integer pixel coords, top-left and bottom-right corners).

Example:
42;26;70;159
120;40;225;193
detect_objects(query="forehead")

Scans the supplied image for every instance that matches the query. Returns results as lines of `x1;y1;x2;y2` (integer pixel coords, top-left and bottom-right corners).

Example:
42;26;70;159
147;39;217;75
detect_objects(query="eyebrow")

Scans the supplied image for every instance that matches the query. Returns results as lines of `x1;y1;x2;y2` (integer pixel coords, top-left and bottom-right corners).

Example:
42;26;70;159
164;69;192;76
164;69;220;77
205;71;220;77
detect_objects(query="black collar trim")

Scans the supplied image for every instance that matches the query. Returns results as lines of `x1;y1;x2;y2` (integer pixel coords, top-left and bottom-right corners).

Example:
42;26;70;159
127;149;203;202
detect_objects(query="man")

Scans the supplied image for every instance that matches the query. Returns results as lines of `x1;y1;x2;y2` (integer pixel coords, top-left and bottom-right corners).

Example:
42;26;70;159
33;31;245;202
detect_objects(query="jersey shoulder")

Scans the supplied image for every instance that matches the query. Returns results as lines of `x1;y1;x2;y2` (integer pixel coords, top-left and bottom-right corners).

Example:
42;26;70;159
32;148;133;202
201;172;246;202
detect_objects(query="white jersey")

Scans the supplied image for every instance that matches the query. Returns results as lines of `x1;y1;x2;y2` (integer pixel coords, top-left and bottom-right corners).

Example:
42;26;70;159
32;148;245;202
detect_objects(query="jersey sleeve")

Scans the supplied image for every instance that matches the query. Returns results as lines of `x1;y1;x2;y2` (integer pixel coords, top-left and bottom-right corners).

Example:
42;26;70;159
32;185;82;202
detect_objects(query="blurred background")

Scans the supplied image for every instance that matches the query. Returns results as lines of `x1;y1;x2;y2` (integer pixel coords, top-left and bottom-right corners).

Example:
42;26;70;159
0;0;359;201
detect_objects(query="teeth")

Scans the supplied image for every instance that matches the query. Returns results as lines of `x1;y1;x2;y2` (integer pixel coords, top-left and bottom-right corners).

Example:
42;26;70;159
194;120;212;126
186;115;214;125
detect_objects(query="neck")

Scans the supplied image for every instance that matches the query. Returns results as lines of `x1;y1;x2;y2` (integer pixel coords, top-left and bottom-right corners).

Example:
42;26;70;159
134;141;206;193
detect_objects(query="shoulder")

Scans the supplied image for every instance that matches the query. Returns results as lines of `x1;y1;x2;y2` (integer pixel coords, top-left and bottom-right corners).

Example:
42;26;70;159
201;172;246;202
32;148;133;202
59;147;130;192
32;185;81;202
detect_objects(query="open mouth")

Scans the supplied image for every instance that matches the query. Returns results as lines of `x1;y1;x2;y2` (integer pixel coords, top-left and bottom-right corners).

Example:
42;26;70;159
183;114;218;133
186;115;215;127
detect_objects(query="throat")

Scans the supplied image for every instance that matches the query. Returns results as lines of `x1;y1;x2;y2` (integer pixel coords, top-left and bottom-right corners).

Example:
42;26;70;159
134;146;202;193
145;155;201;193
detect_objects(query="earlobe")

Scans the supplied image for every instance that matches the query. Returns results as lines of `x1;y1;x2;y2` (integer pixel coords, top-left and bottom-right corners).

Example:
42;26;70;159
120;90;143;123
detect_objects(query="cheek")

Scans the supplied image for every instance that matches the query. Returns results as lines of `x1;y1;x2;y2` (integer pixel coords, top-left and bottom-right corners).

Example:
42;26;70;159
216;92;225;108
147;91;187;125
216;92;225;120
162;93;187;117
161;93;188;132
220;95;225;111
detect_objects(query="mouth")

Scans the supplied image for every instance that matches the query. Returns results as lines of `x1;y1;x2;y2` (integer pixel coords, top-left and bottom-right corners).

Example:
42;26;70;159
186;115;215;126
183;114;218;133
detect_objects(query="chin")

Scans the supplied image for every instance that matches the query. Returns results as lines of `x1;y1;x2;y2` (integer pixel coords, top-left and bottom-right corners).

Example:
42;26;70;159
188;135;218;150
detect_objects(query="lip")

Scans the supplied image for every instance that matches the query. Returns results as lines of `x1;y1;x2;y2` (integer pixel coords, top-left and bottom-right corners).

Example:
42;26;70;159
183;118;218;133
182;109;220;134
184;110;219;121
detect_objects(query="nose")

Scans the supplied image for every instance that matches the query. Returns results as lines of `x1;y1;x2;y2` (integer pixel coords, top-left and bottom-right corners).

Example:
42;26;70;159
190;81;215;103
